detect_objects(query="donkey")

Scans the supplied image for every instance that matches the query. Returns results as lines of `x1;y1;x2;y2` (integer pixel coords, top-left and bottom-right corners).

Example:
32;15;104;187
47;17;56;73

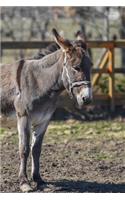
1;29;93;192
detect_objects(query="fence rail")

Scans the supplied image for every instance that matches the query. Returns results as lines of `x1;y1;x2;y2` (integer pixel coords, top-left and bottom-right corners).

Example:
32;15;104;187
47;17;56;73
1;40;125;112
1;40;125;49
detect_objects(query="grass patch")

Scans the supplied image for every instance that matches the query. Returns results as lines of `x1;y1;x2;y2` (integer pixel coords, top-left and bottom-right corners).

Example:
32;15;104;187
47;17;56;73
1;120;125;145
94;152;113;161
0;127;17;141
0;128;6;140
45;120;125;144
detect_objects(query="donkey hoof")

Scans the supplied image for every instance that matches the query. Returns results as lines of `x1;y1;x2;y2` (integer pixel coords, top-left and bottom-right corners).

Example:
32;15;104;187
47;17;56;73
20;183;33;192
37;180;47;190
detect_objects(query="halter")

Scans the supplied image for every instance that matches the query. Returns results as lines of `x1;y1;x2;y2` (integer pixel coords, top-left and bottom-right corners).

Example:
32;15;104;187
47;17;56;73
62;53;91;98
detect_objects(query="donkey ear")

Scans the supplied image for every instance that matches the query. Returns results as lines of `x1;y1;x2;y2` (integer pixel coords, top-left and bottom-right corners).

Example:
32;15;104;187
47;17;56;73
75;30;86;42
75;31;88;50
52;28;73;52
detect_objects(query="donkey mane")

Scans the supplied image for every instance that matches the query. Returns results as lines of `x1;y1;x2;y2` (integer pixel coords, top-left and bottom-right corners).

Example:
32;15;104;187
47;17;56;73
28;49;62;70
33;42;59;60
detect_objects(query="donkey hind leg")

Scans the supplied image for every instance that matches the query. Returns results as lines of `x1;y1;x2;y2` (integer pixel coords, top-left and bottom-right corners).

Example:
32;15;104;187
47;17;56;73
17;115;33;192
31;122;48;187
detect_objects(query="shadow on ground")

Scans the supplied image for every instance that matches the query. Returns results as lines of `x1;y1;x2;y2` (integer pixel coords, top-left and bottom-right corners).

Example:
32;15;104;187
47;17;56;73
43;180;125;193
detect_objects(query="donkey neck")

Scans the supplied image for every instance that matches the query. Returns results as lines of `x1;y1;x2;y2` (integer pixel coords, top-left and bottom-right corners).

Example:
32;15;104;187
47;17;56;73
39;50;64;95
25;50;64;100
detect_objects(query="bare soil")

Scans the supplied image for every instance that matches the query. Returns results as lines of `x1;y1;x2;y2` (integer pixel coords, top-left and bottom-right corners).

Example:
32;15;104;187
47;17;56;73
0;117;125;193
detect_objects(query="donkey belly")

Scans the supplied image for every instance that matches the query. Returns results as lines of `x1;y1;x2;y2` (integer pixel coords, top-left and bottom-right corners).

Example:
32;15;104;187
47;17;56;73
31;99;57;127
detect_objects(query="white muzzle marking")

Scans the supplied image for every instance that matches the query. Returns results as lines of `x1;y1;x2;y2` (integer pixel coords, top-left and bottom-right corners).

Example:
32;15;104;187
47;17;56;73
82;87;93;100
76;87;93;106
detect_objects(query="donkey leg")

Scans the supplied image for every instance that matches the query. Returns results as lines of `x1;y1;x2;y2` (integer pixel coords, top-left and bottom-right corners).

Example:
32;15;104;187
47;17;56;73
31;123;48;186
17;115;32;192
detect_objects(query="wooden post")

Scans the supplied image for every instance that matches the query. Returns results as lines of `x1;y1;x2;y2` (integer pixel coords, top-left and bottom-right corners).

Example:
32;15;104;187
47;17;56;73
92;50;109;86
108;46;115;112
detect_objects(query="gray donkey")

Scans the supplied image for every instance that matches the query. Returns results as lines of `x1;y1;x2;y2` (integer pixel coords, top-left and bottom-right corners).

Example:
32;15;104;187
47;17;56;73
1;29;93;192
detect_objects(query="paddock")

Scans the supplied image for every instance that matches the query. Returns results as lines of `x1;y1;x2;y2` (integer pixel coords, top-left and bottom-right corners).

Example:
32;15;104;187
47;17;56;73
1;40;125;192
1;116;125;192
1;7;125;193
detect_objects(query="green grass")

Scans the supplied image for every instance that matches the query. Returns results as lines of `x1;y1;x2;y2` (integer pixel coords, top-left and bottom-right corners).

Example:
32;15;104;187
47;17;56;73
95;152;112;161
1;120;125;144
44;120;125;144
0;128;6;140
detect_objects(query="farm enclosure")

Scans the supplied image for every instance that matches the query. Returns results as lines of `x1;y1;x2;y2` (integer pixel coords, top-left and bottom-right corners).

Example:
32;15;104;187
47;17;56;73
1;117;125;192
1;6;125;193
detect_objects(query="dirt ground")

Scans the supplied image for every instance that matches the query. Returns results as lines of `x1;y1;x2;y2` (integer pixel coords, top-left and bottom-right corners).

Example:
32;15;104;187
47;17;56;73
0;116;125;193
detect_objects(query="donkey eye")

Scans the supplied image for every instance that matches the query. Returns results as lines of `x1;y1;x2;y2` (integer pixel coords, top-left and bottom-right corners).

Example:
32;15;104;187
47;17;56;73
74;66;81;72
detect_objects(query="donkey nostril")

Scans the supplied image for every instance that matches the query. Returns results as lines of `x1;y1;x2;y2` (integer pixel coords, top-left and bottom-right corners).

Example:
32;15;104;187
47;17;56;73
82;97;91;104
82;96;86;102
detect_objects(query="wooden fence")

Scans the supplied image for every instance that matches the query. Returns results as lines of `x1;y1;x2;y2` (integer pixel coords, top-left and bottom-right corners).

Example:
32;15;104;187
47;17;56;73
1;40;125;112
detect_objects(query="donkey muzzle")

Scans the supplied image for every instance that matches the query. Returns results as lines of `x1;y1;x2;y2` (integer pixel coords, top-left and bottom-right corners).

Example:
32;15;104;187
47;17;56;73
76;87;93;107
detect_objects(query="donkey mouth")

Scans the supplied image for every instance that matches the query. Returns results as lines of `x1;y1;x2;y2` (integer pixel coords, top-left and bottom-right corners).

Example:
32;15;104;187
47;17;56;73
76;86;93;108
76;96;92;109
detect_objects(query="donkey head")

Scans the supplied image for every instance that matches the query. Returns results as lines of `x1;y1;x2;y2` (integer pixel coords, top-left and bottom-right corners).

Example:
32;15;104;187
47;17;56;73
52;28;93;108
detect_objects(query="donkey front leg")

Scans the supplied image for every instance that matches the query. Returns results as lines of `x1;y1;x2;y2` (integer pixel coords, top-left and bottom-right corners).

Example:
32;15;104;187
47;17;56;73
31;122;49;187
17;115;32;192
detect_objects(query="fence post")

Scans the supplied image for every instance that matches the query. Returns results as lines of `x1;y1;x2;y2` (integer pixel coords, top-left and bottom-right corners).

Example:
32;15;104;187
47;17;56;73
92;50;109;86
108;44;115;112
